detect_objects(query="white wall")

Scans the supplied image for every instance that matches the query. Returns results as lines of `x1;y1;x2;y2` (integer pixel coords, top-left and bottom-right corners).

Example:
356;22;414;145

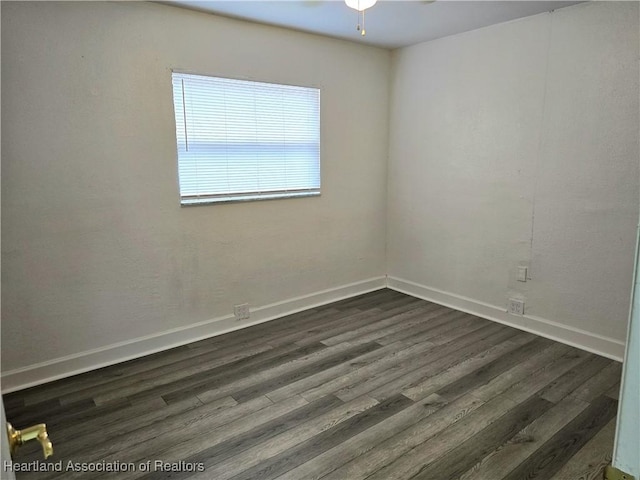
614;227;639;477
1;2;390;380
387;1;639;358
3;0;638;390
0;402;17;480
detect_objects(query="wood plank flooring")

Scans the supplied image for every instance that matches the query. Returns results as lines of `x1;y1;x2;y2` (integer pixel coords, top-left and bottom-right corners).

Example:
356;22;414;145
3;289;622;480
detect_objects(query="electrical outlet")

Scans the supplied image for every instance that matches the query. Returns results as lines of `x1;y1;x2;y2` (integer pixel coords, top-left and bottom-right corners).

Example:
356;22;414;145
508;298;525;316
517;266;528;282
234;303;250;320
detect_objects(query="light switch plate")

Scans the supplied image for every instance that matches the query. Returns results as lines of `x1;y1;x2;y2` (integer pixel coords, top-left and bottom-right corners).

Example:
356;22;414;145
517;266;528;282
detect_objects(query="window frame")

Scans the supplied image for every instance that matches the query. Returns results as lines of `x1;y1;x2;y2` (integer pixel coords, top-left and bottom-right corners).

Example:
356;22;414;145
170;71;322;206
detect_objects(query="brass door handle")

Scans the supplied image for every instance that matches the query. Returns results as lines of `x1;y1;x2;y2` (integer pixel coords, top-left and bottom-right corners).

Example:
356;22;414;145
6;422;53;459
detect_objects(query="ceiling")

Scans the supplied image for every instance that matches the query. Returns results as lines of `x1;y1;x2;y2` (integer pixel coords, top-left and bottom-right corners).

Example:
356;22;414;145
164;0;584;49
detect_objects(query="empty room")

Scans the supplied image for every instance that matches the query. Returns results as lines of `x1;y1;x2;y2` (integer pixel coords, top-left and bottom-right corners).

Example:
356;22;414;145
1;1;639;479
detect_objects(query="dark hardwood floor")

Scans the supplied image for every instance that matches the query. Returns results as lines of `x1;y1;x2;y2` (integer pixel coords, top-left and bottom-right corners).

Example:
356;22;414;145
4;289;621;480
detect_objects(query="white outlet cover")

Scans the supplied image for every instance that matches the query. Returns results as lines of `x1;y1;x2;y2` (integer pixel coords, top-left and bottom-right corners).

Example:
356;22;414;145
508;298;525;315
234;303;250;320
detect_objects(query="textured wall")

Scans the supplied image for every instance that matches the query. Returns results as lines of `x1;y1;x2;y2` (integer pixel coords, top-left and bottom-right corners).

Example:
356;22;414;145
1;1;390;370
388;2;639;343
3;0;637;379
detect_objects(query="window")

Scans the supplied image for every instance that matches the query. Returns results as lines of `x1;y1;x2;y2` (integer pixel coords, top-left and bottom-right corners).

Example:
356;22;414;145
171;72;321;205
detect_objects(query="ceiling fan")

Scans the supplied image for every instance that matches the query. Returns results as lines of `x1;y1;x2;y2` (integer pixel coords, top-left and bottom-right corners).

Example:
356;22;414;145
343;0;436;36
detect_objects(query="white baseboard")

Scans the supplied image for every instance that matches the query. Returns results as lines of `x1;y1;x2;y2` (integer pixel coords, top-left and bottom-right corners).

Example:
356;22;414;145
1;276;387;393
3;274;624;393
387;276;625;362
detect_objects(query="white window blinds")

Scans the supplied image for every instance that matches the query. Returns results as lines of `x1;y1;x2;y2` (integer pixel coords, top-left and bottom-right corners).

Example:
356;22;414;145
171;73;321;205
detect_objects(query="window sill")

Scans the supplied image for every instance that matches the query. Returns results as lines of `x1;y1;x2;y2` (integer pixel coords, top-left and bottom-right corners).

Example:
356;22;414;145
180;190;321;206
